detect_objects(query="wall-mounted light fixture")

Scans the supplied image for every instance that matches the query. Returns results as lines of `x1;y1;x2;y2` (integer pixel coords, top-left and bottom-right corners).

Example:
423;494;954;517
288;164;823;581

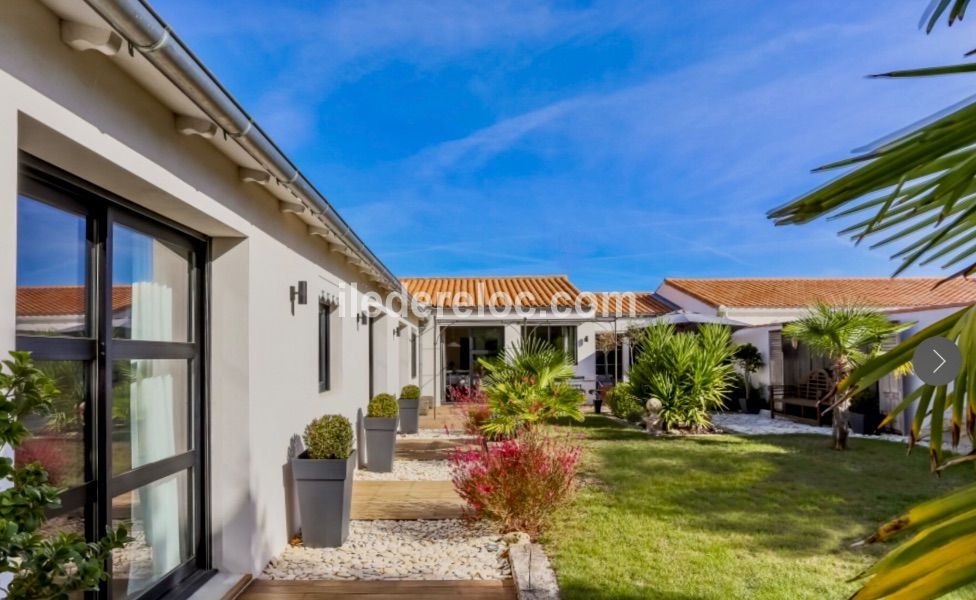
356;312;369;326
289;281;307;315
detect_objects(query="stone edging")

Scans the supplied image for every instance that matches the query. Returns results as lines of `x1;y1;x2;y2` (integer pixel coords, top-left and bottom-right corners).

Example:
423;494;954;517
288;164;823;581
508;543;560;600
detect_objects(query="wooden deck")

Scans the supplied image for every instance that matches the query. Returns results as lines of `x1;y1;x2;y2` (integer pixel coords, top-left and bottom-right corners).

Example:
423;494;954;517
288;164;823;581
395;437;475;461
239;579;517;599
351;481;465;520
418;406;467;431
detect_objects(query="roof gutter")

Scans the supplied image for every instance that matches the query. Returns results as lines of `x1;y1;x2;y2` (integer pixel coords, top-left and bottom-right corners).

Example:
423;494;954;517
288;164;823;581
81;0;402;291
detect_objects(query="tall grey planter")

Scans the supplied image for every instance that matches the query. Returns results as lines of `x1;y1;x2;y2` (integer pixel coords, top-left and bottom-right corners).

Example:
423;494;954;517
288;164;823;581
398;398;420;434
291;451;356;548
364;417;397;472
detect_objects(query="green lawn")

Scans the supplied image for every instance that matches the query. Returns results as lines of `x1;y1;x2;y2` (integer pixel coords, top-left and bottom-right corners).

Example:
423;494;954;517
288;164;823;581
544;415;971;600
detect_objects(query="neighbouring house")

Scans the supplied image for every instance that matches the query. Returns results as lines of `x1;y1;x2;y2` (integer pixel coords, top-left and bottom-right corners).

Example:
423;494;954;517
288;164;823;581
401;276;678;405
657;277;976;432
2;1;421;598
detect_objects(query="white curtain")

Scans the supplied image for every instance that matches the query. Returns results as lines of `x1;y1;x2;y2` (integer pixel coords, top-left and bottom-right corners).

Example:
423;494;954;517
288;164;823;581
129;281;183;590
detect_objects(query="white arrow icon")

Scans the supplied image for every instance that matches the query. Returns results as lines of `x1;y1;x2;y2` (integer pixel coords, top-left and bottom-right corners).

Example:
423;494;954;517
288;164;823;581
933;349;947;373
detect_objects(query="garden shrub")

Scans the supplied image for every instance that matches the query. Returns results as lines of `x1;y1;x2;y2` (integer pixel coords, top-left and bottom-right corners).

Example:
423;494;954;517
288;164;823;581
400;384;421;400
605;383;644;423
478;338;584;436
463;402;493;436
450;430;582;538
368;393;399;418
628;323;736;431
304;414;353;459
0;351;130;599
448;384;486;404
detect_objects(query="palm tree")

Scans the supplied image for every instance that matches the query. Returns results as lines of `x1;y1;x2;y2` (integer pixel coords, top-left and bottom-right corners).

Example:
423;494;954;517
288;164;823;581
782;304;912;450
477;337;585;437
769;1;976;596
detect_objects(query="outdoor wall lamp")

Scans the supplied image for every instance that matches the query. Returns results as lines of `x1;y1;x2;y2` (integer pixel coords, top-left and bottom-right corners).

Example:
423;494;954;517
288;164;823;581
357;312;369;325
289;280;307;315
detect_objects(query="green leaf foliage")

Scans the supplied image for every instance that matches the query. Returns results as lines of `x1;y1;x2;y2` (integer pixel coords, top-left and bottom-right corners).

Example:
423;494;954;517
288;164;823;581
368;393;399;418
604;383;644;423
478;337;585;437
767;2;976;597
399;384;421;400
627;323;737;431
0;351;130;599
303;414;354;460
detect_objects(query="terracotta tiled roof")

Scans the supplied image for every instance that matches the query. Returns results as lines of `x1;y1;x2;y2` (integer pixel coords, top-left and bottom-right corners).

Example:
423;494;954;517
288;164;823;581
587;292;675;316
401;275;581;308
662;277;976;309
17;285;132;317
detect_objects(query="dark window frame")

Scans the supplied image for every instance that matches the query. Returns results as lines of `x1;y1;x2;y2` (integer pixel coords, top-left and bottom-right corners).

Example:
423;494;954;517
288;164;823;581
410;331;418;379
318;300;331;392
15;154;212;600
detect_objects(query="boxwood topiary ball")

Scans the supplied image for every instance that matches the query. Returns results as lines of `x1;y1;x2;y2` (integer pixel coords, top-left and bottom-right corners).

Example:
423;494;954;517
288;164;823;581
303;414;353;460
368;393;399;418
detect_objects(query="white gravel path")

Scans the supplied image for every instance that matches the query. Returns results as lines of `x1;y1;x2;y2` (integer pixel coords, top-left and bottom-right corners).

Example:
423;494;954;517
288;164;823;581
262;520;510;581
355;460;451;481
712;412;974;454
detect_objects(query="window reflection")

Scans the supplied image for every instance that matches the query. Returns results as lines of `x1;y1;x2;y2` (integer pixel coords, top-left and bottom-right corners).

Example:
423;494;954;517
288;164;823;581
113;224;190;342
16;196;88;337
16;360;86;488
112;471;192;599
112;360;189;475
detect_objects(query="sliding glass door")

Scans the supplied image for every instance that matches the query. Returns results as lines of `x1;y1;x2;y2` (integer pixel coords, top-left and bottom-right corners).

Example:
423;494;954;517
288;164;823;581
15;156;210;600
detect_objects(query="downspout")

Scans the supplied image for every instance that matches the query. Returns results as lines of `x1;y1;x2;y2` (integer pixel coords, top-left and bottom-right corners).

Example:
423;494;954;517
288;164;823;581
81;0;401;291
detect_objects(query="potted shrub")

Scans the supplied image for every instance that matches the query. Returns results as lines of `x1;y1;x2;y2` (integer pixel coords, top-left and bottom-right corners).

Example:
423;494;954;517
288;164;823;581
364;393;398;472
398;384;421;434
849;386;881;435
292;414;355;547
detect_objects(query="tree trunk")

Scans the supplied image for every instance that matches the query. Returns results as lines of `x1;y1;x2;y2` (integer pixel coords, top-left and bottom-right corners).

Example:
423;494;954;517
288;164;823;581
830;359;852;451
832;395;851;451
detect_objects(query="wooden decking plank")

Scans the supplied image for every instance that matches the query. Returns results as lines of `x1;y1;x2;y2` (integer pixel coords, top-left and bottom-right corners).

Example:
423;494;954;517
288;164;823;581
351;481;465;520
241;579;516;599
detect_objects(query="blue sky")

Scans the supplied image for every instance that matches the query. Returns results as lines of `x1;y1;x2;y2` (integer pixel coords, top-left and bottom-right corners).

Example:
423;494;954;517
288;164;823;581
152;0;976;291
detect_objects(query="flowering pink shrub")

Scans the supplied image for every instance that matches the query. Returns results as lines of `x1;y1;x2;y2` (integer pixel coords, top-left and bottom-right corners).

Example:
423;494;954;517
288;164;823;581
463;403;493;436
449;384;487;405
450;431;582;537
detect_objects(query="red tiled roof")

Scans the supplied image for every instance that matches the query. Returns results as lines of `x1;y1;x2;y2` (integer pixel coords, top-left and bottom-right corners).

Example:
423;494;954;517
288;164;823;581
662;277;976;309
401;275;581;308
587;292;674;316
17;285;132;317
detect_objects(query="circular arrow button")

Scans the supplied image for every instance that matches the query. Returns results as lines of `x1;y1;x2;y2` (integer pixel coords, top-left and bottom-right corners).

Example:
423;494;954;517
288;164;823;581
912;337;962;386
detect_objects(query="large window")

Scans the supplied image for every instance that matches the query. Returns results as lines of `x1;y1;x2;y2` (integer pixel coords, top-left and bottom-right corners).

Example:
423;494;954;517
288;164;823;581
319;300;331;392
15;156;210;600
521;324;578;363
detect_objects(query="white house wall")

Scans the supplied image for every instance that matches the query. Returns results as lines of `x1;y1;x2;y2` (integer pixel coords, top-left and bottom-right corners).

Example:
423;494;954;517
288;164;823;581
0;0;417;578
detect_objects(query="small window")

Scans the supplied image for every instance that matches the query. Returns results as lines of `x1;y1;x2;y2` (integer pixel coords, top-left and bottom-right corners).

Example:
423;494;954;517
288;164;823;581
318;300;331;392
411;332;418;379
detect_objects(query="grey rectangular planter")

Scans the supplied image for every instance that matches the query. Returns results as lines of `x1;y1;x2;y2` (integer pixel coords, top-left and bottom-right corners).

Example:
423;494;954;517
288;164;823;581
398;398;420;434
291;450;356;548
364;417;397;472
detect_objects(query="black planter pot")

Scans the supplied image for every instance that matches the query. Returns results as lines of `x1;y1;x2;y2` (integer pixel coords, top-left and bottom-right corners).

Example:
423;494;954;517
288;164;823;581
291;451;356;548
849;411;881;435
364;417;397;472
745;395;764;415
398;398;420;434
594;399;603;414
